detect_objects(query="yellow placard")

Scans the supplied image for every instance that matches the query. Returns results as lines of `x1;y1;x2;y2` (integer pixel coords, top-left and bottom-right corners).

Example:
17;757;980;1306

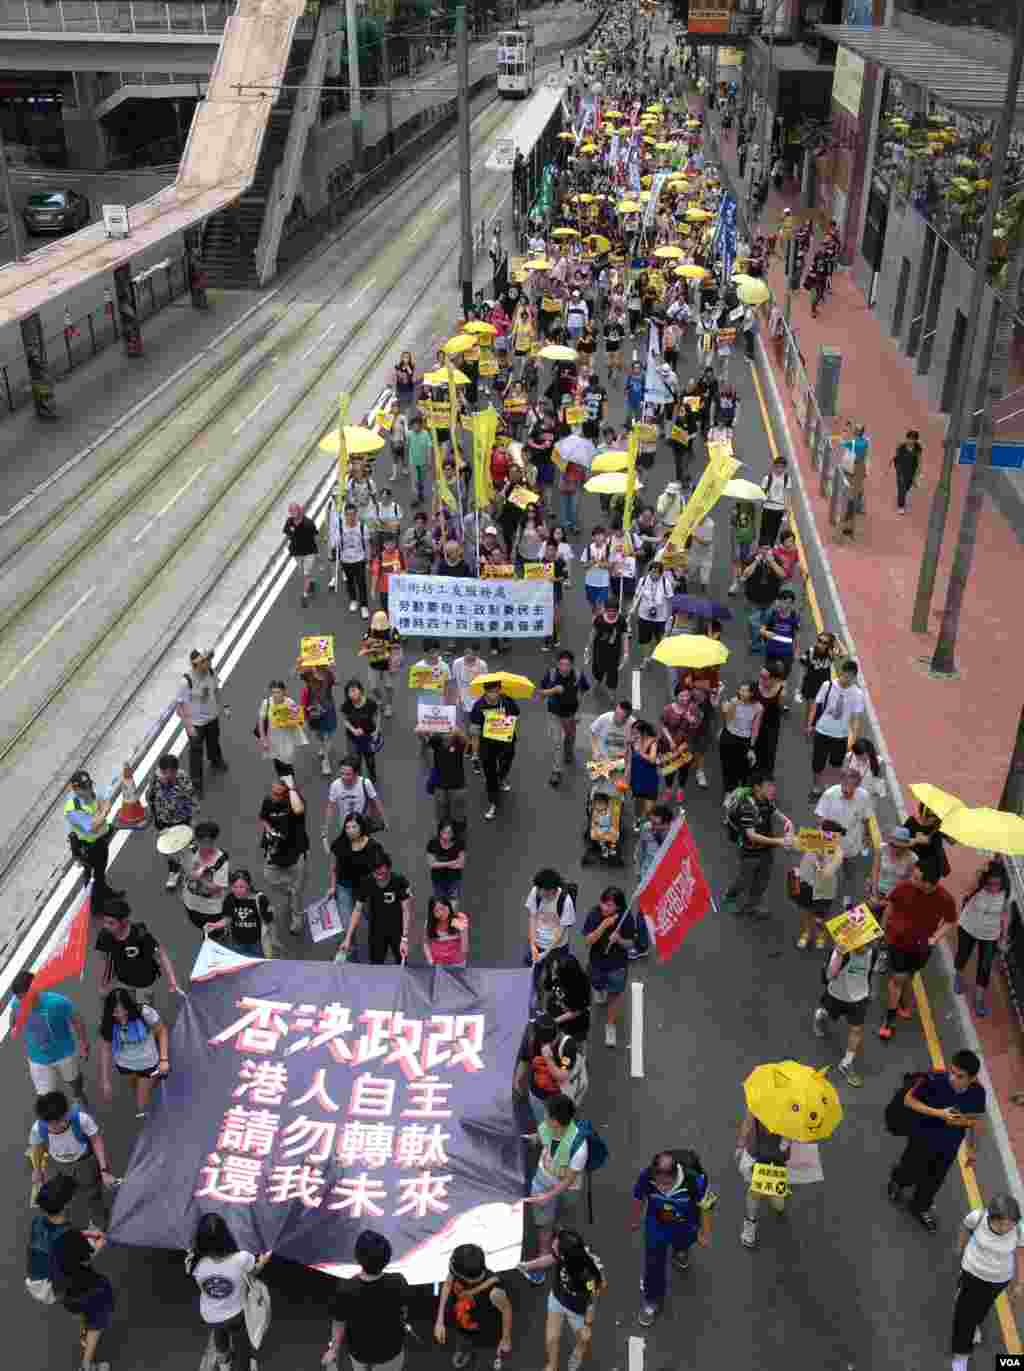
479;359;499;376
670;424;689;443
269;701;304;728
483;714;517;743
508;486;540;509
796;827;840;854
481;563;517;579
377;410;394;431
634;422;658;442
298;634;334;668
419;400;449;421
659;743;692;777
523;562;554;580
826;904;883;954
542;296;563;313
504;397;528;415
408;665;444;690
564;404;586;425
750;1163;790;1199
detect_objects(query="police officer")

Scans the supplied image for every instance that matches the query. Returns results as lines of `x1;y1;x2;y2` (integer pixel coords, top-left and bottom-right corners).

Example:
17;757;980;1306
64;770;124;909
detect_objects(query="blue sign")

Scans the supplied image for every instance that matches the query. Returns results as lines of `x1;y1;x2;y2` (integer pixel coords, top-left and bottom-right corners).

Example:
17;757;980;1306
958;440;1024;470
845;0;873;24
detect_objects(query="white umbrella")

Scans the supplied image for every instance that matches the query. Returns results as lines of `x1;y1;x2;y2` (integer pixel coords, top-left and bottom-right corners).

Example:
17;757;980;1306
556;434;597;468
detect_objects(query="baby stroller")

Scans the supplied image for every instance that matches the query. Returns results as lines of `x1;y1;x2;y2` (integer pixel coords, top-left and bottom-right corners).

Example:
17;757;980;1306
581;758;626;866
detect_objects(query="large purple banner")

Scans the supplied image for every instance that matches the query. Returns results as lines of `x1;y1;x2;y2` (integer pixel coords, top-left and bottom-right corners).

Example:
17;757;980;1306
109;951;532;1282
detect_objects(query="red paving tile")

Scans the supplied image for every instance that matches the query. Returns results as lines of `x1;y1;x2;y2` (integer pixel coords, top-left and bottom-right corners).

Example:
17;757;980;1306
705;108;1024;1161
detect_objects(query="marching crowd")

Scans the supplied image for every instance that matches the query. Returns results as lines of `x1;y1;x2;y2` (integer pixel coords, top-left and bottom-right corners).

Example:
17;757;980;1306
13;6;1021;1371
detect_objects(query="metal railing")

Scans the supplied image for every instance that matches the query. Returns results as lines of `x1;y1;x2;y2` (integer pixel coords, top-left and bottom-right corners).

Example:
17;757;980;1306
0;255;188;420
96;70;208;100
0;0;230;32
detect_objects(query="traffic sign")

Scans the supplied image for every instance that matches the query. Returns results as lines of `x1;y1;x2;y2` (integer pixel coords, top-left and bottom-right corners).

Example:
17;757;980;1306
958;440;1024;469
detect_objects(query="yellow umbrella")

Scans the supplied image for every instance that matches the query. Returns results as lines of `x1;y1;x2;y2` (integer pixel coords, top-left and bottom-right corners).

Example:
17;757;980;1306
319;425;386;456
675;264;708;280
732;272;759;286
737;279;771;306
468;671;535;700
591;450;631;473
423;367;470;386
941;806;1024;856
655;245;684;260
909;782;963;820
652;635;730;669
442;333;476;355
464;320;497;336
604;109;624;118
557;131;577;141
685;118;701;129
537;343;578;362
617;200;642;214
524;257;554;271
686;207;713;221
743;1062;844;1143
655;141;673;151
572;193;596;204
584;233;611;253
551;227;579;238
584;471;642;495
580;142;597;154
723;478;767;502
638;190;652;202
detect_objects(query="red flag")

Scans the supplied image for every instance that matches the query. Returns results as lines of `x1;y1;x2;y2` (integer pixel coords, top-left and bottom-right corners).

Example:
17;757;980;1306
12;893;91;1035
635;817;711;964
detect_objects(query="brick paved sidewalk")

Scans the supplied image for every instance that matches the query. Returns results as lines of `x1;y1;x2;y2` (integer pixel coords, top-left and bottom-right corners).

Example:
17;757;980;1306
698;97;1024;1159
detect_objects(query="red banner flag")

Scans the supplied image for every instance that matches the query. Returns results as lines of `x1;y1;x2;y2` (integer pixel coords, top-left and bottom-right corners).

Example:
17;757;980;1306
634;816;712;964
12;894;91;1035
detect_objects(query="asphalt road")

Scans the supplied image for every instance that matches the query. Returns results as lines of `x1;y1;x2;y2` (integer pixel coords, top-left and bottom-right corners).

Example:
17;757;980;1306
1;319;1010;1371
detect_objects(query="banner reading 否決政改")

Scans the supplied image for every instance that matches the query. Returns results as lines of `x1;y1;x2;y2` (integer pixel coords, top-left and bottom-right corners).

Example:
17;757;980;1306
108;953;533;1283
389;574;553;639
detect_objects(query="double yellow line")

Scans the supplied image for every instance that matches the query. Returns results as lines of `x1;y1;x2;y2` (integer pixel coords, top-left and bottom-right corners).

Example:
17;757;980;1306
749;361;1022;1356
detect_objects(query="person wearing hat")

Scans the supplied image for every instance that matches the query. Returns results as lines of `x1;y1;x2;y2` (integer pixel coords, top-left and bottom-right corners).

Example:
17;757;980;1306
145;753;196;892
176;649;229;799
434;1243;512;1369
360;610;401;718
868;826;918;906
64;770;123;910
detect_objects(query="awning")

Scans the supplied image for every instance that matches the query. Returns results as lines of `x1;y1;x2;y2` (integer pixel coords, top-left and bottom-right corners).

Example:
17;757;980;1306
816;24;1024;126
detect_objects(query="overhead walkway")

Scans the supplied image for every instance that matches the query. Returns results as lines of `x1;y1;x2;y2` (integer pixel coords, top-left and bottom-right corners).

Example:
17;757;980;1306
0;0;234;71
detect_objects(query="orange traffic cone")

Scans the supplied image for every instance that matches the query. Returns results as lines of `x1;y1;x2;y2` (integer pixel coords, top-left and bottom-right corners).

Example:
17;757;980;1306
116;762;148;830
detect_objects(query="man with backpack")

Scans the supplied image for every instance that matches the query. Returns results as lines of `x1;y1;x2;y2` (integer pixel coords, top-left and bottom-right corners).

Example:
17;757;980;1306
28;1091;115;1233
523;1094;607;1271
525;870;578;983
631;1149;716;1326
94;901;180;1006
813;905;879;1087
722;774;794;920
514;1014;586;1127
25;1174;75;1304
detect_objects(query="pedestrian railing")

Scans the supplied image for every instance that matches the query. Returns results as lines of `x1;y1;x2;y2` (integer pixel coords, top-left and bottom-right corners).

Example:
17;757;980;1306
0;254;188;420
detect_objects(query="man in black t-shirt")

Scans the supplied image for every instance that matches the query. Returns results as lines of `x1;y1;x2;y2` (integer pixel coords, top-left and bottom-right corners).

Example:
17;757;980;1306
284;500;319;607
589;604;629;693
344;855;413;964
415;725;469;835
582;377;607;442
539;651;591;786
94;903;179;1004
325;1230;409;1371
468;681;521;821
259;774;310;936
604;316;625;376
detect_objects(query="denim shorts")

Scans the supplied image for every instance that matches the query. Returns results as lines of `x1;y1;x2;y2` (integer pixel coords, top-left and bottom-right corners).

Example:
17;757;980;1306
547;1292;586;1332
585;584;609;608
589;961;628;995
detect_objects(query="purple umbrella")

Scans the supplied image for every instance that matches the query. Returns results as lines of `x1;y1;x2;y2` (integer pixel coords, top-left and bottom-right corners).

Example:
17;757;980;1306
670;594;733;622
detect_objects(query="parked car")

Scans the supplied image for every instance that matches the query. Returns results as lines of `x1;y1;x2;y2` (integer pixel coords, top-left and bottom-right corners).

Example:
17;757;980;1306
22;189;91;236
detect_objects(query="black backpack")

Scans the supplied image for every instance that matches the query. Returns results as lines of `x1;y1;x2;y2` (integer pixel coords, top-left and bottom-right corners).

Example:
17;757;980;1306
884;1071;933;1137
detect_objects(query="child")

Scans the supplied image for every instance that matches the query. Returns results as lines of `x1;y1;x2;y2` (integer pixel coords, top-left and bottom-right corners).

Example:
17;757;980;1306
370;532;405;613
590;793;616;857
794;821;844;950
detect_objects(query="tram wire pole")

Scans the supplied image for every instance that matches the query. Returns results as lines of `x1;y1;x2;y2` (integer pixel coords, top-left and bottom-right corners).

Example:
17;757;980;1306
345;0;364;172
457;3;474;317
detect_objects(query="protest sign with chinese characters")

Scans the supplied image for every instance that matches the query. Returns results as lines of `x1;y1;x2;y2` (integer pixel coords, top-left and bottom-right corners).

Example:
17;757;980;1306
390;574;552;641
418;703;457;733
750;1163;790;1199
795;827;840;855
269;701;304;728
108;954;533;1284
299;636;334;669
634;814;712;964
826;904;883;953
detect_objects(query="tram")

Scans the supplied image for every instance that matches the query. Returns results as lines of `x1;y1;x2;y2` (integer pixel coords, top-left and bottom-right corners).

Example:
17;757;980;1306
496;25;536;97
485;83;567;233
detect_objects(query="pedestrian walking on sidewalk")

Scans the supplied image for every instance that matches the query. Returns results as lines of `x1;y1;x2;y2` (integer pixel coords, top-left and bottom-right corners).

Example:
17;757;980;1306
949;1193;1024;1370
145;754;196;892
12;972;90;1103
878;870;957;1040
632;1150;715;1326
807;659;865;799
284;501;319;607
539;651;591;788
177;649;229;800
259;773;310;938
888;1050;985;1233
893;430;922;513
722;773;793;919
954;860;1011;1018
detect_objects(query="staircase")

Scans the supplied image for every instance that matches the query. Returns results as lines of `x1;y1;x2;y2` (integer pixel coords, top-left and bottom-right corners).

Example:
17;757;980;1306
200;34;313;288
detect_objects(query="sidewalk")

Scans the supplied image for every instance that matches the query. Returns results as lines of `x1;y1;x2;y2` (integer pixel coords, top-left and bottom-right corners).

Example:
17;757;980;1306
704;100;1024;1164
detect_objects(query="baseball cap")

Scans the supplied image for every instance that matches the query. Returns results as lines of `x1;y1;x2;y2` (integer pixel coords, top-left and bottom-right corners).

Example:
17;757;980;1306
887;826;913;846
70;769;92;788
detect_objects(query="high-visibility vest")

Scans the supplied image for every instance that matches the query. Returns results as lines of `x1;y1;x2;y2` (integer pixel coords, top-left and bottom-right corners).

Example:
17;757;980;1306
64;793;102;844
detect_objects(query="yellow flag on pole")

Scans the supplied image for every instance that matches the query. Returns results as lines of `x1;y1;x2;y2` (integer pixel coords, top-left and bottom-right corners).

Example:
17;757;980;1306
336;392;351;499
622;430;639;533
669;443;741;549
429;420;457;513
466;408;498;509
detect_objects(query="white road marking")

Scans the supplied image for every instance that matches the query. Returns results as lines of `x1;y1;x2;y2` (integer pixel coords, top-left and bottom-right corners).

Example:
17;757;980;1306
231;385;279;437
631;667;643;712
630;979;645;1079
298;322;336;364
0;586;96;691
433;191;452;212
348;277;377;309
131;465;208;544
628;1334;645;1371
406;221;427;242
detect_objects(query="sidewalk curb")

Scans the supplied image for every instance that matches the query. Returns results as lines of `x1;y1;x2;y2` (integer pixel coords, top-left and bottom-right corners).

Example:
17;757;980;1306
755;333;1024;1209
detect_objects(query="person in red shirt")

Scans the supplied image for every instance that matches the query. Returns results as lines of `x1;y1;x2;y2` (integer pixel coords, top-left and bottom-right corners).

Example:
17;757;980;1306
879;870;957;1040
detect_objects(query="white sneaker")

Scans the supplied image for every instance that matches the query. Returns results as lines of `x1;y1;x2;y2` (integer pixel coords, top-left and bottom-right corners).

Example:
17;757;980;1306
320;754;332;777
812;1008;828;1038
794;691;804;705
695;769;708;788
361;606;370;620
728;579;739;595
604;1022;617;1047
165;870;180;891
592;989;608;1005
328;576;337;591
740;1219;757;1248
349;600;358;612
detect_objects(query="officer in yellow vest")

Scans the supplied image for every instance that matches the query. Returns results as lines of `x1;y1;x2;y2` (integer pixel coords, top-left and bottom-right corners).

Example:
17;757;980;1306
64;769;123;910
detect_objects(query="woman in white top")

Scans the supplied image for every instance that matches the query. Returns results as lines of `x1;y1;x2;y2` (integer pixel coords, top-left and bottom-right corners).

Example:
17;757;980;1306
181;819;230;932
842;738;886;802
951;1193;1024;1369
581;528;612;609
98;988;169;1119
186;1214;271;1371
632;562;676;663
954;861;1011;1017
257;679;309;778
719;681;763;794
